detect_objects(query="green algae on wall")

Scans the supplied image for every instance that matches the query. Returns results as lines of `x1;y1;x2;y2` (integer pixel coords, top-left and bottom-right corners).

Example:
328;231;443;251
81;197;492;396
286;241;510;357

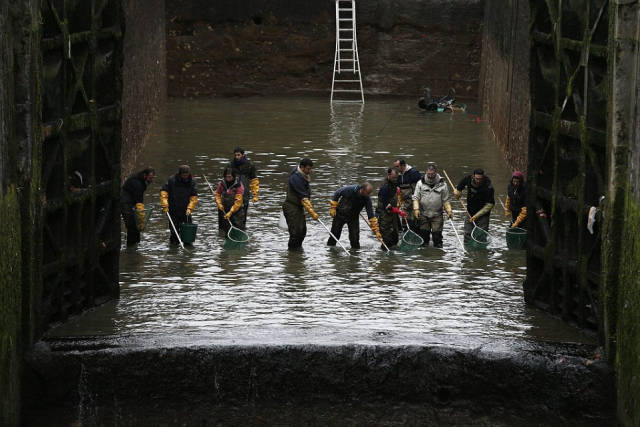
614;198;640;425
0;188;22;426
604;1;640;424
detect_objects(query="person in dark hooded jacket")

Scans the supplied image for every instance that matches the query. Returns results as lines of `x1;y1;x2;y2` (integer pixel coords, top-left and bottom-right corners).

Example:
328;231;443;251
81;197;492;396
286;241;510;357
282;158;318;249
214;167;245;232
505;171;527;228
160;165;198;244
120;167;155;246
393;159;422;226
376;167;406;249
454;168;495;243
327;182;381;249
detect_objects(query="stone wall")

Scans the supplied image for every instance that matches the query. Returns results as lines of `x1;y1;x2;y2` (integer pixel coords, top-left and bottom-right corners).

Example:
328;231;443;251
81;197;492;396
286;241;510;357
166;0;484;98
478;0;529;173
121;0;167;178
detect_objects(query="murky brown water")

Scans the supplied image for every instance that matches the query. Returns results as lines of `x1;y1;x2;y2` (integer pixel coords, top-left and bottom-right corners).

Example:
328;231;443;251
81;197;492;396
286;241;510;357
48;97;593;345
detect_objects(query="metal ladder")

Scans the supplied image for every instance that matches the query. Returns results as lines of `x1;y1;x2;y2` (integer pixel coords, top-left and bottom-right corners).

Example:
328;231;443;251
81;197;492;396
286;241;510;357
331;0;364;103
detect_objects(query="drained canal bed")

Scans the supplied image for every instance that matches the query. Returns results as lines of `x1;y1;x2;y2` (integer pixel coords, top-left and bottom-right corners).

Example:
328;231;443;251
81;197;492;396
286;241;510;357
49;97;590;344
28;98;615;425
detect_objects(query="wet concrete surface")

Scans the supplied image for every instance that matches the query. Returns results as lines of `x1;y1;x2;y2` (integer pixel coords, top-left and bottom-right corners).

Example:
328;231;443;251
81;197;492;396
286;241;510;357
46;97;595;345
23;334;614;425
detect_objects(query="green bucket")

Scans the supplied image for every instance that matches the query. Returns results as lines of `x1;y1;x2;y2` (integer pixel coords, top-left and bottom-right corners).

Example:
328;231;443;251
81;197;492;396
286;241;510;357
506;227;527;249
467;225;490;250
397;229;424;252
223;225;249;249
179;222;198;244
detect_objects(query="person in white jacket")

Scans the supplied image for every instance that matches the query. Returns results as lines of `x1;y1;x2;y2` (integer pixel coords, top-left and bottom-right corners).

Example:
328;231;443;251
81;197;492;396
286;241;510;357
412;164;453;248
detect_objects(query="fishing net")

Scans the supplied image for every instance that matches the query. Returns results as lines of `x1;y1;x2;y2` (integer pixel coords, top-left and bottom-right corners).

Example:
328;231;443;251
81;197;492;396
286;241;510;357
398;228;424;252
506;227;527;249
224;224;249;249
134;205;153;231
468;225;490;250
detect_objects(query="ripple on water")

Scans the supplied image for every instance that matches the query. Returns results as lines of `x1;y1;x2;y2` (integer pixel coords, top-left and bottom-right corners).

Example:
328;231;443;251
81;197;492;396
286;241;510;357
47;97;593;345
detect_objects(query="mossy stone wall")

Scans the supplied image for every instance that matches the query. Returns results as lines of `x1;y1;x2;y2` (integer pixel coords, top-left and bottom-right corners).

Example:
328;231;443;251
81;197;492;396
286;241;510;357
0;189;22;427
614;199;640;424
0;0;40;425
604;2;640;424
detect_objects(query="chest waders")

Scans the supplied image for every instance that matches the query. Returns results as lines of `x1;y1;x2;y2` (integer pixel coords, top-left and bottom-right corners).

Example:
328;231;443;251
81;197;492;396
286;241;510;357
282;179;310;249
377;188;400;248
219;188;246;232
328;196;361;249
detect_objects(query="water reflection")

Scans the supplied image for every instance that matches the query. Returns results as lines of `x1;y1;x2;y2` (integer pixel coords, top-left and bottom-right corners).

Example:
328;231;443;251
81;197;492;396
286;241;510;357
47;97;593;345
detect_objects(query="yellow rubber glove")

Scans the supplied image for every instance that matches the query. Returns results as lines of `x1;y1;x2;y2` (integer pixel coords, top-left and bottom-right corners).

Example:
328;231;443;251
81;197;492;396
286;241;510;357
396;187;403;207
470;215;477;222
412;199;420;219
453;189;462;200
511;207;527;228
160;191;169;213
135;203;146;231
225;194;243;220
250;178;259;203
186;195;198;216
369;216;383;241
505;196;511;218
214;193;224;212
301;198;319;220
329;200;339;217
444;201;453;219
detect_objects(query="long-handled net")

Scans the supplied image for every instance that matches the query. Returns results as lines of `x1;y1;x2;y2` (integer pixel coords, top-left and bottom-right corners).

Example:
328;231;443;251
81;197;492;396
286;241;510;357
134;205;153;231
223;220;249;249
397;218;424;252
468;225;490;250
506;226;527;249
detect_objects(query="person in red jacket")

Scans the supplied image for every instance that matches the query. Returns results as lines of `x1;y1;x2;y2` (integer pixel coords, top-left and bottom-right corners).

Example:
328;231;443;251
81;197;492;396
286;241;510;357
214;167;245;233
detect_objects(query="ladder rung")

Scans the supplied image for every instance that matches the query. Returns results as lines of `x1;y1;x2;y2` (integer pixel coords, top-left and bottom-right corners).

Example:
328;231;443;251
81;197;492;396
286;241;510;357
334;80;360;83
339;39;354;42
339;29;354;32
336;69;358;72
339;49;354;52
339;58;355;61
333;89;362;93
338;19;353;21
338;8;353;11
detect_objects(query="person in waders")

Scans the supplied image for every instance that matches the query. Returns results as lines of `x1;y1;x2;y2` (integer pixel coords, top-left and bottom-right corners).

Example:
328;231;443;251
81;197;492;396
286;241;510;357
453;168;495;243
282;158;318;250
412;164;452;248
214;167;245;232
120;167;155;246
376;167;406;249
327;182;381;249
160;165;198;245
393;159;422;227
229;147;259;224
505;171;527;229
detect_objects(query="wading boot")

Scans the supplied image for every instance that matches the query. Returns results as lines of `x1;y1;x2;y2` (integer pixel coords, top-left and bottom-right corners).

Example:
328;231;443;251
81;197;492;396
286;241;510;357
433;231;443;248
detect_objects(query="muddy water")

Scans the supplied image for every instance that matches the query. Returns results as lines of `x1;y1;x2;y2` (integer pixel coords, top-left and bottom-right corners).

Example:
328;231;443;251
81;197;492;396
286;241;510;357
49;98;592;345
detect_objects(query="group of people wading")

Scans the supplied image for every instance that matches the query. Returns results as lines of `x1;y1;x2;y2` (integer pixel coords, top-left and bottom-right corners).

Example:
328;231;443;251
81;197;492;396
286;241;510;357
120;149;528;251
